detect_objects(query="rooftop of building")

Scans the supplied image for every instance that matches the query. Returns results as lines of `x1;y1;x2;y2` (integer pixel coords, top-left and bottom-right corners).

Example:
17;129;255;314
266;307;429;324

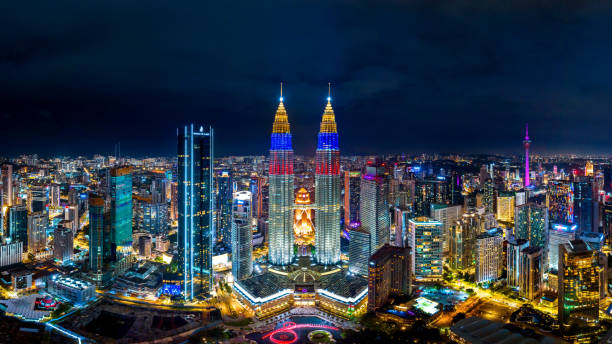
318;272;368;300
565;239;594;253
450;317;561;344
370;244;410;263
49;275;94;291
236;272;288;299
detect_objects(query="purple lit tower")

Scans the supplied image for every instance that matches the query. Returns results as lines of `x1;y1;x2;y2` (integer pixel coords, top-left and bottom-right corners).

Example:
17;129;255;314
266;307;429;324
524;123;531;187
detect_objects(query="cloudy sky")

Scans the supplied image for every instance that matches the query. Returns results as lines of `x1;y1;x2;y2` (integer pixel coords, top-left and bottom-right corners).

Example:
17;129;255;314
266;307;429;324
1;1;612;157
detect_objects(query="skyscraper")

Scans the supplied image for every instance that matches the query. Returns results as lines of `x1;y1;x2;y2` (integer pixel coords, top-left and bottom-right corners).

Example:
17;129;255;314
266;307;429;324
344;171;361;227
314;91;341;265
519;246;543;300
110;166;133;257
515;203;549;251
548;223;577;271
482;178;495;214
231;191;253;281
216;170;233;247
430;204;462;253
573;176;594;234
54;220;73;264
547;180;574;225
361;161;389;254
348;225;369;277
523;123;531;187
27;212;48;254
7;205;27;248
367;244;411;312
409;217;443;281
558;239;601;336
507;238;529;288
178;124;214;300
89;194;112;284
449;212;479;270
1;164;13;207
475;231;502;283
268;88;294;266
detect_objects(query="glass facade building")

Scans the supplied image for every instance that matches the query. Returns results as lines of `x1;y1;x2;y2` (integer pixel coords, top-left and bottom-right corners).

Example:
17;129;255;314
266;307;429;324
110;166;133;256
231;191;253;281
409;217;443;281
178;124;214;300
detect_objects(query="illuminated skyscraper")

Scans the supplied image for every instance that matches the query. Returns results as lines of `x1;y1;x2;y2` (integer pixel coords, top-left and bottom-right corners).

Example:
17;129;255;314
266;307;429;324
367;244;411;312
515;203;549;251
558;239;601;336
89;194;112;284
523;123;531;187
27;212;48;254
409;217;443;281
430;204;462;252
449;212;479;270
573;176;594;234
482;178;495;213
231;191;253;281
548;223;577;271
585;160;594;177
216;170;233;246
268;87;294;265
344;171;361;227
7;205;27;249
519;246;543;300
547;180;574;225
54;220;73;265
475;231;503;283
507;238;529;288
1;164;13;207
315;90;341;265
110;166;133;257
361;161;389;254
178;124;214;300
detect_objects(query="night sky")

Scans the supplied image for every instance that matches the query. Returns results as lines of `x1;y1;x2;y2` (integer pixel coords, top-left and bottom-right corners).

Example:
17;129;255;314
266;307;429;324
2;1;612;157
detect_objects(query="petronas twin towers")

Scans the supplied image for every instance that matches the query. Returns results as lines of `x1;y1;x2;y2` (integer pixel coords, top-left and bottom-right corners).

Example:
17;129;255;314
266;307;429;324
268;86;341;266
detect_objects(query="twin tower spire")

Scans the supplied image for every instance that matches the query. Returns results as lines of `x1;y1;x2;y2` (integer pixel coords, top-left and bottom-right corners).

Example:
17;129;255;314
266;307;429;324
271;82;337;138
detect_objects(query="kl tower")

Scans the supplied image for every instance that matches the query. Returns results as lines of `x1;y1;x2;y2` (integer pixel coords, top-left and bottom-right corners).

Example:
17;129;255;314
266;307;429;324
524;123;531;187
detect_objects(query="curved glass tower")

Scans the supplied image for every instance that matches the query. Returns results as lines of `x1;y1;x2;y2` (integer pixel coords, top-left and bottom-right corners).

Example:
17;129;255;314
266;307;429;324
268;92;295;265
314;95;341;265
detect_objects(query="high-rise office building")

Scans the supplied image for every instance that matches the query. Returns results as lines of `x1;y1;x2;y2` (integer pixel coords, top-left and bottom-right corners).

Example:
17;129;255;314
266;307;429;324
27;212;48;254
314;94;341;265
393;206;411;247
53;220;73;264
110;166;133;257
548;223;577;271
604;203;612;247
344;171;361;227
507;238;529;288
0;241;22;267
49;184;61;208
482;179;495;214
231;191;253;281
515;203;549;251
138;235;152;258
178;124;214;299
430;204;462;253
547;180;574;225
519;246;543;300
216;170;233;246
449;212;479;270
558;240;601;335
7;205;27;248
409;217;443;281
1;164;13;207
475;231;502;283
367;244;411;311
28;186;46;213
361;161;390;254
573;176;594;234
348;225;369;277
64;205;79;234
89;194;112;284
496;192;515;224
414;178;448;217
268;91;294;266
135;201;168;235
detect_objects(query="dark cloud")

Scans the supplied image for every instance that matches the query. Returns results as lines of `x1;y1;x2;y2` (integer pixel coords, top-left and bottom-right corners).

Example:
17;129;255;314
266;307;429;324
1;0;612;157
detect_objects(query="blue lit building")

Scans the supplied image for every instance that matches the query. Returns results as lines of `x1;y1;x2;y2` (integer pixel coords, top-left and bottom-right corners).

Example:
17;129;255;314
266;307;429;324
573;177;594;234
7;205;27;249
216;170;233;247
178;124;214;300
110;166;133;258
